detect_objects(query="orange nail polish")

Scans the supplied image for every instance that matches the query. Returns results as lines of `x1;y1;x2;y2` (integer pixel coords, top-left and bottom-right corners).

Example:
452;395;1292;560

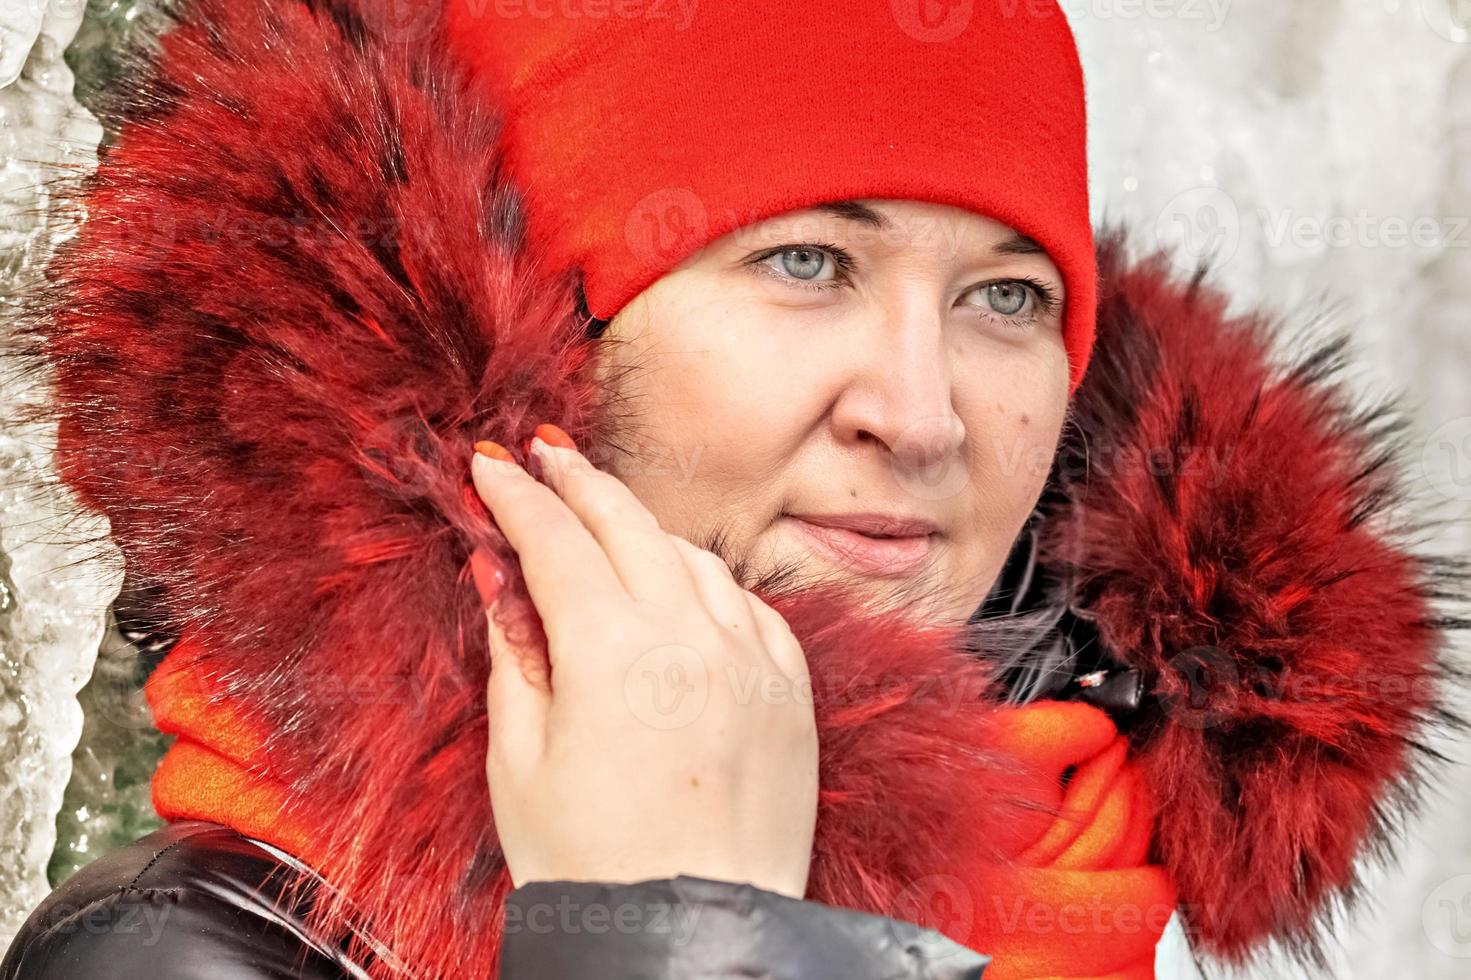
533;423;577;451
474;440;516;463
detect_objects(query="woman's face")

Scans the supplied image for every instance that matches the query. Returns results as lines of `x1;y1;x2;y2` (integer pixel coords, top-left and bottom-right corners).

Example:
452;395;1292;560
593;198;1071;626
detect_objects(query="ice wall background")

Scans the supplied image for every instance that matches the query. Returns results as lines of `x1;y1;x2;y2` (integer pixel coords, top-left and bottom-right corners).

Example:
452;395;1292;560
1;1;1468;977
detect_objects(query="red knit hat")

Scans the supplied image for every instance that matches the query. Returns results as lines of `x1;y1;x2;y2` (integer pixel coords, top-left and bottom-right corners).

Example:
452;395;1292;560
444;0;1096;391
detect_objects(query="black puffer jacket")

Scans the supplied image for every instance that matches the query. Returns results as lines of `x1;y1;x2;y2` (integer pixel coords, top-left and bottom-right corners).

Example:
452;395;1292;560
1;821;990;979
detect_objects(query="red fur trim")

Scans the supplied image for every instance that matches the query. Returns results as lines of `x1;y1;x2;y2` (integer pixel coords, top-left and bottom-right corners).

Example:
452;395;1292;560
1048;231;1466;967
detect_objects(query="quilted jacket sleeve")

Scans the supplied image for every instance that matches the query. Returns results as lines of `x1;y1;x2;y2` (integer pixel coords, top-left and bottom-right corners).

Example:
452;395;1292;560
2;823;989;979
499;875;991;979
0;822;355;980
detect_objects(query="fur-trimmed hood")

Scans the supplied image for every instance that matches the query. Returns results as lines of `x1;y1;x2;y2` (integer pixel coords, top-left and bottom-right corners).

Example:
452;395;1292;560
11;0;1463;977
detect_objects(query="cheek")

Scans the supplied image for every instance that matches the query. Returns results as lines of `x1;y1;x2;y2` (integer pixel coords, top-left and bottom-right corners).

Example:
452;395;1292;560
954;357;1069;562
974;404;1062;509
597;303;818;536
950;429;1058;604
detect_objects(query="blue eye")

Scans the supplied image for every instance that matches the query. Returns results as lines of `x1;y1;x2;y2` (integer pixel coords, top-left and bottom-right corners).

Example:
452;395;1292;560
748;243;854;291
980;282;1030;316
961;278;1060;327
771;248;835;282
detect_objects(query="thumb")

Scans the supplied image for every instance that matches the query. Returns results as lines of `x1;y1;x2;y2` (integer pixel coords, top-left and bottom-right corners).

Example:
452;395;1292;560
472;547;549;758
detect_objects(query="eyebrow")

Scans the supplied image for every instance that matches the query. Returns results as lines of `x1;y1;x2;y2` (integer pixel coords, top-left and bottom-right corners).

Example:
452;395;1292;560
812;200;893;229
813;200;1046;256
990;232;1046;256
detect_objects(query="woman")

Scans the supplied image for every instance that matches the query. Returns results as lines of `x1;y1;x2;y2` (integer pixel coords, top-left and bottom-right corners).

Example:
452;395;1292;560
1;0;1458;978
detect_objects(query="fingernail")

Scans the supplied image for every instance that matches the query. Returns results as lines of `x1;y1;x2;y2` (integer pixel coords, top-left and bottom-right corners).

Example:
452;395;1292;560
470;546;507;607
527;436;581;484
474;440;516;463
473;440;527;479
533;423;577;451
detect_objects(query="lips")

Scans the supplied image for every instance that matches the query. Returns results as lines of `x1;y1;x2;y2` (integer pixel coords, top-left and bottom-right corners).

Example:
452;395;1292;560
789;512;940;538
785;514;936;577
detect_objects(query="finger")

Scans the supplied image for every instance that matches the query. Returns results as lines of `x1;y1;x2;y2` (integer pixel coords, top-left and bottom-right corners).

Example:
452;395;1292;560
743;591;810;684
485;595;551;771
529;435;700;609
667;534;760;635
471;444;627;657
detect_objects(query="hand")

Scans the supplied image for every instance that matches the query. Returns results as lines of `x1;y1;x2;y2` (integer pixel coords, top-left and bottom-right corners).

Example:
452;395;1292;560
471;426;818;900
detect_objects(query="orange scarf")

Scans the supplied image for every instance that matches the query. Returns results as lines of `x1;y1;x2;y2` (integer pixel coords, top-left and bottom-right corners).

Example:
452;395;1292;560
964;702;1177;979
146;637;1174;978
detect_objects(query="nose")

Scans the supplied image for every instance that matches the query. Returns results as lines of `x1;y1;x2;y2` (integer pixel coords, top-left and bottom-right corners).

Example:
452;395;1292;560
829;298;966;473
